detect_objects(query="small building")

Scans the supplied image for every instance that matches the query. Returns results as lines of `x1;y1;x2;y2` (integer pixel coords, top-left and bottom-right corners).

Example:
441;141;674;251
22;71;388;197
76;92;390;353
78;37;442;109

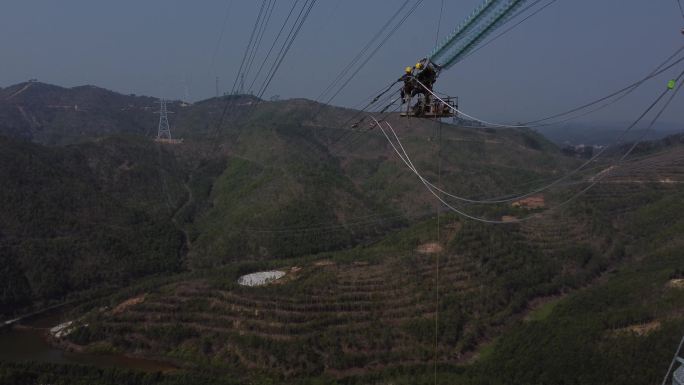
674;357;684;385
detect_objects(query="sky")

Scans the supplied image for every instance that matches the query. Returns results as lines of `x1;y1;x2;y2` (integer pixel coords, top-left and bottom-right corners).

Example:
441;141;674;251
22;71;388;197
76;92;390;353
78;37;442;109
1;0;683;125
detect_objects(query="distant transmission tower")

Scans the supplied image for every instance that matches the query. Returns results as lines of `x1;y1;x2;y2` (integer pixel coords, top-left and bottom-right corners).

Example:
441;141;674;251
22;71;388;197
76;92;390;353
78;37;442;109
156;98;173;140
184;84;191;103
182;75;191;103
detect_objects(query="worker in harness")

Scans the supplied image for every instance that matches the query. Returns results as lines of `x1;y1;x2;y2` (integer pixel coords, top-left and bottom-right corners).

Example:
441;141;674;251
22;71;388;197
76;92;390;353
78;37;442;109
414;58;440;96
399;66;416;104
412;58;441;115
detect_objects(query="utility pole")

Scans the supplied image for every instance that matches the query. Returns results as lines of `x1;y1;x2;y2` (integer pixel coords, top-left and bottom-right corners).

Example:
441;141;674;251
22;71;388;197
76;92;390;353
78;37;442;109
156;98;173;140
215;76;219;98
183;75;191;103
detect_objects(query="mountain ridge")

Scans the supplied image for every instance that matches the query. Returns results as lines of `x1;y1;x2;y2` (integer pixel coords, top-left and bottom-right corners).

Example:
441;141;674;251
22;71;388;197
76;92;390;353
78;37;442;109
2;80;683;384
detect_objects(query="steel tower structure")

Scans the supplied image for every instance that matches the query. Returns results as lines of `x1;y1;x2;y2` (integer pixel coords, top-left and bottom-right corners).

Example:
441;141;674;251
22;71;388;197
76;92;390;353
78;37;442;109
156;98;172;140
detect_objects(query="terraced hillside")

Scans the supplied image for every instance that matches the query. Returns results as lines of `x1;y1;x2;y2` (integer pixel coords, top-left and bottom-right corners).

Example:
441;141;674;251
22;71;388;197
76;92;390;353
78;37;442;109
463;145;684;385
572;142;684;223
2;81;682;384
45;136;683;384
62;205;616;383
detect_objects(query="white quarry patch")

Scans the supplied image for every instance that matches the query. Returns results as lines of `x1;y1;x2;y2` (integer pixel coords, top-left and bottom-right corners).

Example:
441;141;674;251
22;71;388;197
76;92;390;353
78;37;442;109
237;270;286;287
49;320;87;338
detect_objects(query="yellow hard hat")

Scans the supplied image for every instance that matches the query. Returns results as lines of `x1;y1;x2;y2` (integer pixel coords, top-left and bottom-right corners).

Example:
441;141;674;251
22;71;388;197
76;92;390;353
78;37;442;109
415;62;424;70
405;66;413;74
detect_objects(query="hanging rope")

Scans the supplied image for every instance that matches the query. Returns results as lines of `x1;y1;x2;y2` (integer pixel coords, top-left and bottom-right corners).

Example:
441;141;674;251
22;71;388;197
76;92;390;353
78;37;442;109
459;0;559;63
432;0;529;69
390;69;681;207
412;47;684;130
676;0;684;20
433;104;443;385
435;0;445;46
373;65;684;224
433;3;445;377
316;0;412;104
208;0;236;75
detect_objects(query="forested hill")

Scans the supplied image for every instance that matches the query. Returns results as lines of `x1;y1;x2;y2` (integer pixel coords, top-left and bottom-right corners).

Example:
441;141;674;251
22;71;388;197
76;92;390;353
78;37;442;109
0;81;264;145
1;81;683;384
0;81;570;315
0;135;186;314
0;82;162;144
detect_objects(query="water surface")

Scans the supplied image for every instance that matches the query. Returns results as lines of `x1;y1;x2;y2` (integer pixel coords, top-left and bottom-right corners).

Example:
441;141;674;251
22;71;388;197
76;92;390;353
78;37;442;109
0;308;176;372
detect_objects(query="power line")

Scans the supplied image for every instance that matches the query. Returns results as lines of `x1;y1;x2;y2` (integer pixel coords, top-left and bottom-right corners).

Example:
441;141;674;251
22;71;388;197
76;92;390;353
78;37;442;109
331;109;675;208
327;83;401;153
323;0;550;155
429;0;500;61
322;0;424;107
458;0;559;63
443;45;684;129
309;0;425;154
247;0;303;93
676;0;684;20
374;66;684;224
331;96;402;156
254;0;318;100
208;0;235;76
411;48;684;130
310;0;425;144
431;0;531;69
243;206;442;236
246;212;409;234
397;69;681;205
525;46;684;126
225;135;681;237
230;0;270;96
336;1;680;135
376;117;522;223
212;0;316;138
410;41;684;130
211;0;271;128
315;0;412;103
435;0;445;46
242;0;279;90
433;58;443;385
229;0;318;126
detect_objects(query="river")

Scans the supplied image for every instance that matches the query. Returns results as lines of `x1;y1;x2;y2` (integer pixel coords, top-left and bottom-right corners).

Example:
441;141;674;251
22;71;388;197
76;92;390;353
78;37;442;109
0;308;176;373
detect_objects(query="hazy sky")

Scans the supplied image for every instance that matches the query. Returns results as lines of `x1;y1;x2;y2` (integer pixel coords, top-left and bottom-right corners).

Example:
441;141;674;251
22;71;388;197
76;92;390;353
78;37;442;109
1;0;683;124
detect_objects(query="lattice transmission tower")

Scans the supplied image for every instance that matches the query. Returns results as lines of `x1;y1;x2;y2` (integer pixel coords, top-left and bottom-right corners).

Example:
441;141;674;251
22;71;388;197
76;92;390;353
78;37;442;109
156;98;173;140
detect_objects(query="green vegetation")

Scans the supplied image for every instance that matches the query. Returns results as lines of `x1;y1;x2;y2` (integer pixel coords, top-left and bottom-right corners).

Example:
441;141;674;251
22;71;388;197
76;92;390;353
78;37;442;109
1;83;683;384
0;82;158;145
525;297;561;321
56;207;619;383
0;361;240;385
0;136;184;315
467;245;684;385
